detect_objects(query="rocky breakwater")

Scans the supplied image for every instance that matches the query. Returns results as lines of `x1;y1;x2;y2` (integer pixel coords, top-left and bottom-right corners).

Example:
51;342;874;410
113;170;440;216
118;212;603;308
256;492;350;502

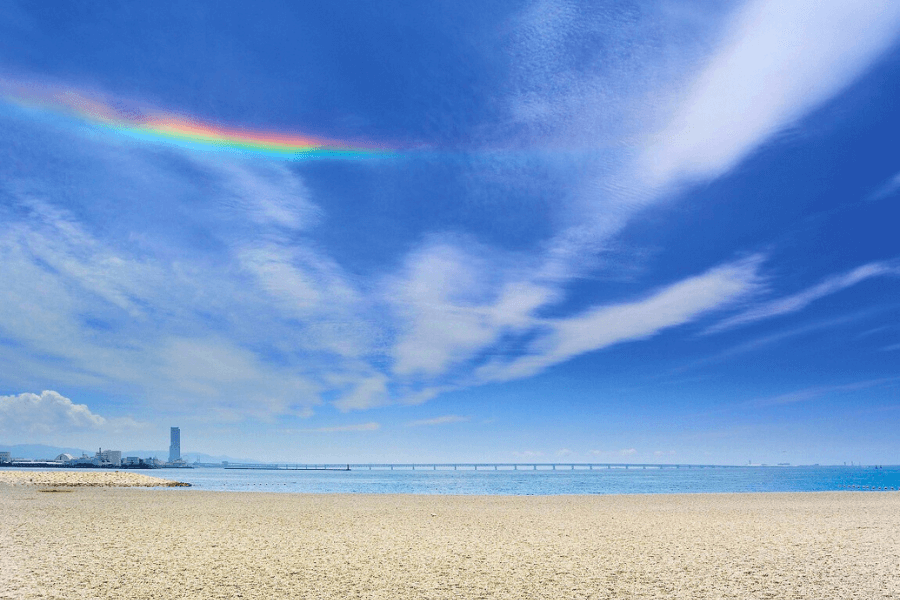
0;470;191;488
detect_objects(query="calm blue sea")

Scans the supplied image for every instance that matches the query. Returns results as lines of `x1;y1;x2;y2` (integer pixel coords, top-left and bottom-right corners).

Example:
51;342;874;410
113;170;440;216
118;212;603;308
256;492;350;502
137;465;900;495
9;465;899;495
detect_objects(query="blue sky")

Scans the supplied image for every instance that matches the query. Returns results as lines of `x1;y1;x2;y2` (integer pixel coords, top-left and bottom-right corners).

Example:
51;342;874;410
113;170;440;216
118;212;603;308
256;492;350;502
1;1;898;464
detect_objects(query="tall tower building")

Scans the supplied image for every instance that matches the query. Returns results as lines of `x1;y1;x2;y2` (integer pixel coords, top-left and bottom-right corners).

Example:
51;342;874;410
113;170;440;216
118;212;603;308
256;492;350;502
169;427;181;463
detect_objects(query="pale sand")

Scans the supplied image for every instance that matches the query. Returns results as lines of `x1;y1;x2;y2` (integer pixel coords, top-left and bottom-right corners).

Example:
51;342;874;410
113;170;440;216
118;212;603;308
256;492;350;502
1;486;898;599
0;470;190;488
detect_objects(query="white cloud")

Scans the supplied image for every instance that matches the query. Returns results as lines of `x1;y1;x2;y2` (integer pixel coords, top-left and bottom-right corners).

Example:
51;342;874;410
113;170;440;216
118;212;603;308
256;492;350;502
238;244;324;311
236;241;374;360
587;448;639;459
750;377;899;408
382;0;900;397
0;190;330;421
406;415;469;427
296;422;380;433
640;0;900;187
333;374;390;412
2;0;899;424
477;256;761;383
868;171;900;203
512;450;544;458
0;390;141;435
154;337;324;419
706;260;900;333
389;243;496;377
1;198;166;320
160;338;269;388
396;386;449;407
505;0;900;273
388;241;555;378
673;311;872;375
237;243;362;319
208;160;320;230
503;0;722;155
0;210;172;390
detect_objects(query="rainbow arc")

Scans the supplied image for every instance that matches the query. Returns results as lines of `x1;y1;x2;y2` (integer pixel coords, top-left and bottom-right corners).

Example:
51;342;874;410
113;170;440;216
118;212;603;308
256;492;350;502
1;81;393;159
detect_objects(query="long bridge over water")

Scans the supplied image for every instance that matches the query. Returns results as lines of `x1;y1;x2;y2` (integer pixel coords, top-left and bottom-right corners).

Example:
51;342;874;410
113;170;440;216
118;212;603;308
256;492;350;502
222;462;742;471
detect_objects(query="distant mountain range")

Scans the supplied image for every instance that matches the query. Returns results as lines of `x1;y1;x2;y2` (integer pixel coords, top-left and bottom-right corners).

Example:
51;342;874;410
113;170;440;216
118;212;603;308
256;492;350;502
0;443;258;464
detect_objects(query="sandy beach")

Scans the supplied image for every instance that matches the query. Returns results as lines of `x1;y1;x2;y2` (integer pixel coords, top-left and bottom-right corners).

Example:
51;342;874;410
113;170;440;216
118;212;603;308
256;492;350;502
1;482;898;599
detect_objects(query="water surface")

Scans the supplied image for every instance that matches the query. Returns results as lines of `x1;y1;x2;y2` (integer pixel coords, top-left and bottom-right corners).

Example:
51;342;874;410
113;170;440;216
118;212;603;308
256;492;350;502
156;465;900;495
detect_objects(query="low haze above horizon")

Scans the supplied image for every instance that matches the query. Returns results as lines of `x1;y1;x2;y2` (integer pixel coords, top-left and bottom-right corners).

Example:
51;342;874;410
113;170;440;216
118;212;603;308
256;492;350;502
1;0;899;465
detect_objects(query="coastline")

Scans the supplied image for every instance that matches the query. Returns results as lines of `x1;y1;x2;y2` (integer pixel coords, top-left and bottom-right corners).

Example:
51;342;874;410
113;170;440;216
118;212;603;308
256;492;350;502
2;484;898;598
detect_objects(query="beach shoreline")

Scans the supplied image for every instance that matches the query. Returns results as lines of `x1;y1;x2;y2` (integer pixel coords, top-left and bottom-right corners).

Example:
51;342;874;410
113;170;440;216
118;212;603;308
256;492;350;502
2;483;899;599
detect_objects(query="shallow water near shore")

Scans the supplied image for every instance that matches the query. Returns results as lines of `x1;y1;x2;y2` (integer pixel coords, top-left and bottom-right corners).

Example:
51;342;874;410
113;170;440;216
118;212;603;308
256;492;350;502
10;464;898;495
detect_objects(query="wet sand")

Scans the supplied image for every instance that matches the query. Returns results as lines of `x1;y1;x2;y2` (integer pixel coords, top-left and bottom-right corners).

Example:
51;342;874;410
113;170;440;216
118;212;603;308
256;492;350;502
1;483;898;599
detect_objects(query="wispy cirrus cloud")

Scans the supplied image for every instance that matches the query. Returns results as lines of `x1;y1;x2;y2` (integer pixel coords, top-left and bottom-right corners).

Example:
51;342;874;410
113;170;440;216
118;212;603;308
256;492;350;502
1;0;899;429
332;374;391;412
868;171;900;203
512;450;544;458
590;448;637;458
387;240;555;379
201;159;321;231
705;260;900;334
406;415;469;427
0;143;362;420
476;256;761;383
748;377;900;409
671;310;877;376
294;422;380;433
640;0;900;188
380;0;900;396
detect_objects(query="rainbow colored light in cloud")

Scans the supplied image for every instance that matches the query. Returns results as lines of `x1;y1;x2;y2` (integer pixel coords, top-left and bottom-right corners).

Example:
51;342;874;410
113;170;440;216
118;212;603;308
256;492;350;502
0;80;394;159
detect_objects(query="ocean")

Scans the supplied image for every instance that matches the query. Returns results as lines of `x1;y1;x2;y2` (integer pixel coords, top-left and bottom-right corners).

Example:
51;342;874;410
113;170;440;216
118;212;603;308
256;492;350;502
138;465;900;495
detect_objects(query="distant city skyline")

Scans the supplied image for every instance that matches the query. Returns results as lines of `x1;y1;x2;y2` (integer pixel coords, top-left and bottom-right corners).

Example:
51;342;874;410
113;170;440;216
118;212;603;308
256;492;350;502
1;1;899;464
